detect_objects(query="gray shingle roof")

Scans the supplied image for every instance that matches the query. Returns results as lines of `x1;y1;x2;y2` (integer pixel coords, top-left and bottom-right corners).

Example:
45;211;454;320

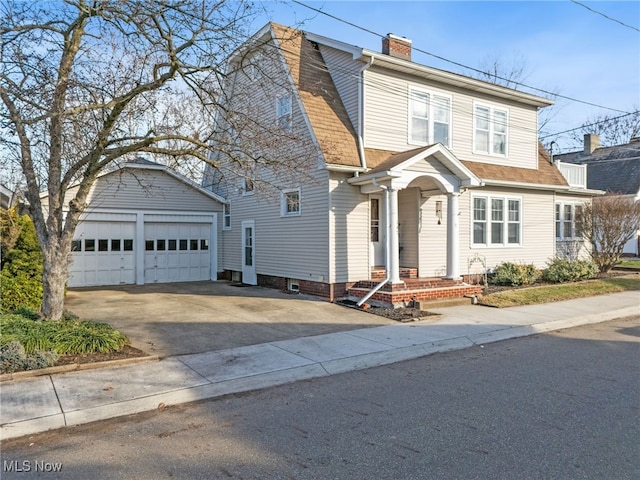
555;140;640;195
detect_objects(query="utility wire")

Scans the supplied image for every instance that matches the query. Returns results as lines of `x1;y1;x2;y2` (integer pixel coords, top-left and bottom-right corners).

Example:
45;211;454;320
290;0;631;114
570;0;640;33
540;111;640;139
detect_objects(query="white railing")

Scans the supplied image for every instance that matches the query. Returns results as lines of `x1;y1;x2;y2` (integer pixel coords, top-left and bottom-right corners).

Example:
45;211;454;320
557;161;587;188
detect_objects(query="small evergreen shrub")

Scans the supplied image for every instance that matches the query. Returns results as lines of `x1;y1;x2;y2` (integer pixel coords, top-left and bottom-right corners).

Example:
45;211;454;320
0;271;43;313
542;258;599;283
490;262;540;286
0;214;43;313
0;341;58;373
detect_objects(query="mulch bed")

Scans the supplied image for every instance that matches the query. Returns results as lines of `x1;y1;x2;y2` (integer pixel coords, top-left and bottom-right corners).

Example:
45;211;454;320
336;300;440;322
54;345;150;367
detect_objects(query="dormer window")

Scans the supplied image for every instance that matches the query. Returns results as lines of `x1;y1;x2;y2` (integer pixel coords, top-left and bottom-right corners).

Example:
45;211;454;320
408;88;451;147
277;94;292;132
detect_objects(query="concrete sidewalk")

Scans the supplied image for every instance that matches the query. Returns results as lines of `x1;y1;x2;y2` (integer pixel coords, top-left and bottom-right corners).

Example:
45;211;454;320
1;291;638;441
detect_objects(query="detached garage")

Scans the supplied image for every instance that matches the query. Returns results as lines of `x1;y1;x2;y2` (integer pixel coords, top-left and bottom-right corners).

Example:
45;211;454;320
64;160;224;288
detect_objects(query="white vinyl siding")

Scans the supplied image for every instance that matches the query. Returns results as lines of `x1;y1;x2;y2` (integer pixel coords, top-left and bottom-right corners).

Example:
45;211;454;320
398;188;419;267
65;169;222;213
329;172;370;283
418;194;449;277
363;66;538;169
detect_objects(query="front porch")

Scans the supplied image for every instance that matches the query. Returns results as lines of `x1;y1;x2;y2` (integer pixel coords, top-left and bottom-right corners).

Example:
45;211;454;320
346;144;484;307
347;267;484;308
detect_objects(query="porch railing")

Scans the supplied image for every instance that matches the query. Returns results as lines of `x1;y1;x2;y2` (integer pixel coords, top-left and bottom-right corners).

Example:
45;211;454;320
557;161;587;188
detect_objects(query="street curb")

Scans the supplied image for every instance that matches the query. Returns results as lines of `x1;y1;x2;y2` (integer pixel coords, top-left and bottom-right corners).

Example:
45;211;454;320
0;355;160;383
1;308;637;442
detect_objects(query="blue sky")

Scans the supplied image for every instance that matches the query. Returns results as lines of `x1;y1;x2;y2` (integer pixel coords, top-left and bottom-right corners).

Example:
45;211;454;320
252;1;640;152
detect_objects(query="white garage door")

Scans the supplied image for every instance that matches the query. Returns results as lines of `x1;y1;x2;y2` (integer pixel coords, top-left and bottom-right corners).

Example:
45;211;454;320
68;221;136;287
143;223;211;283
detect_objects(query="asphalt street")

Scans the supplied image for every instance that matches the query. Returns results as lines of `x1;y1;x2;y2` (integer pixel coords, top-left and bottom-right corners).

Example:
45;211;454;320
2;316;638;480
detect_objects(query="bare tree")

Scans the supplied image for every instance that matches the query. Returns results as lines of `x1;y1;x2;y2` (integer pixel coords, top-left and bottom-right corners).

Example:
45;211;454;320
581;195;640;273
468;53;558;135
569;109;640;147
1;1;314;319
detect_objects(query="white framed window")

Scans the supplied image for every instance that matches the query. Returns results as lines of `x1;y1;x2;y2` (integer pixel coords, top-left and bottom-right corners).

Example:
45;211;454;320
473;195;521;246
276;94;292;132
223;203;231;230
408;88;451;147
281;188;301;216
247;53;263;81
241;178;254;196
555;202;584;240
473;103;508;157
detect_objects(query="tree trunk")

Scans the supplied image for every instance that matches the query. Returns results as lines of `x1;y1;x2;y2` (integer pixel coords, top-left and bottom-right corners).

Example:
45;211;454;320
40;241;70;320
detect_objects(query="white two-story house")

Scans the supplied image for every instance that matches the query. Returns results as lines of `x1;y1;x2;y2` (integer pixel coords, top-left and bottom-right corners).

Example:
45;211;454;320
205;23;596;306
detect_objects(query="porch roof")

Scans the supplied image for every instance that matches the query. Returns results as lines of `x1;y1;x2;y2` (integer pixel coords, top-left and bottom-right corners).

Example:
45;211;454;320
348;144;482;190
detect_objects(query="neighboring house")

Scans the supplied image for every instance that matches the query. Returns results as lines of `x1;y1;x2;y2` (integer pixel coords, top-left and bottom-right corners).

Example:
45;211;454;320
203;23;598;306
1;184;14;210
57;159;224;287
555;134;640;256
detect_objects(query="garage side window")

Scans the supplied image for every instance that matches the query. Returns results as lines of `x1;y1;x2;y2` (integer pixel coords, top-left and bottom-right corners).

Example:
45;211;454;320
71;240;82;251
123;239;133;251
168;240;177;251
179;239;188;250
85;239;95;252
145;240;154;251
200;239;209;250
111;239;121;251
99;239;109;252
157;239;166;251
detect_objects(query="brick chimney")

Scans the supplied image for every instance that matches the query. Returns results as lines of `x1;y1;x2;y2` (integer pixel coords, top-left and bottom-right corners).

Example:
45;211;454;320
584;134;600;155
382;34;412;61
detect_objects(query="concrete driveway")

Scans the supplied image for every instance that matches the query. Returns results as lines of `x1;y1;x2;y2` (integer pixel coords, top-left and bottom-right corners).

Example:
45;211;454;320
64;281;395;358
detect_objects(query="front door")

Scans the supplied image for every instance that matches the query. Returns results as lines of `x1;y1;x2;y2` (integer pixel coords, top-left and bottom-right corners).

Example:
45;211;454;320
370;195;385;267
241;220;257;285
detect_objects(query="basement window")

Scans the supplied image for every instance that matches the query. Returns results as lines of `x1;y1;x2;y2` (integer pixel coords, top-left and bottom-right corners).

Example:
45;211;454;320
287;278;300;292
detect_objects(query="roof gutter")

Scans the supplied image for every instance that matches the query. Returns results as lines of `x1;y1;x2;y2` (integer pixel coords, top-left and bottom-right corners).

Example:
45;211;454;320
357;56;374;169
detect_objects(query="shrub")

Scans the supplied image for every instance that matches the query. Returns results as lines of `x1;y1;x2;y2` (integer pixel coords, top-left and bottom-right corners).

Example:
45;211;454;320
0;340;58;373
0;271;44;313
490;262;540;286
0;313;129;356
0;213;43;313
53;321;129;354
542;258;599;283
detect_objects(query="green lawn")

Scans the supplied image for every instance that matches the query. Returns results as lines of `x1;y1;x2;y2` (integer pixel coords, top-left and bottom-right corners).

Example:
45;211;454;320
616;259;640;270
478;276;640;308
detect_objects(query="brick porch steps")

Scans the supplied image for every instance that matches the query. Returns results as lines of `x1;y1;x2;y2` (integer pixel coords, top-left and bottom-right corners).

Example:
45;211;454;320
347;275;483;308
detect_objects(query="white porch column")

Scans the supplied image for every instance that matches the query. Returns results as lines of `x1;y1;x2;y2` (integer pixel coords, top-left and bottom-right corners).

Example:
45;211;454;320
387;186;401;284
446;192;461;279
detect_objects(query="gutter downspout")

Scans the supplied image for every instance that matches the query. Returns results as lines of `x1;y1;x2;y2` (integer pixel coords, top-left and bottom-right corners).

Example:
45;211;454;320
357;57;374;169
357;178;390;307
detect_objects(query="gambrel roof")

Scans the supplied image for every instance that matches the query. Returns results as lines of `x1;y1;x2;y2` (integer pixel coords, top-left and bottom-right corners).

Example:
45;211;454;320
267;23;568;189
271;23;361;168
